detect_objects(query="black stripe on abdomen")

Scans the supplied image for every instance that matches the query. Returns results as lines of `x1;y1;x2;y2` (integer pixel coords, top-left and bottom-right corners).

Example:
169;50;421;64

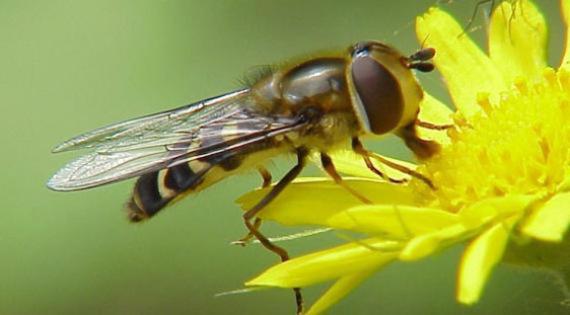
127;163;208;222
164;163;201;191
127;171;171;222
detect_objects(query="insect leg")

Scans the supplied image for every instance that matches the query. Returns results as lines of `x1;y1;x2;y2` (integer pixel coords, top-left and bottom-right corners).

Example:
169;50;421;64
320;153;371;204
235;167;272;245
250;166;272;235
415;120;454;131
243;148;308;315
243;148;308;222
398;123;441;160
459;0;495;38
352;137;435;189
257;166;273;188
351;138;408;185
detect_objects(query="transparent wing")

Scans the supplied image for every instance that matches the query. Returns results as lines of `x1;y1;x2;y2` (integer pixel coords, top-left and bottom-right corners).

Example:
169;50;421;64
47;89;305;191
51;89;250;153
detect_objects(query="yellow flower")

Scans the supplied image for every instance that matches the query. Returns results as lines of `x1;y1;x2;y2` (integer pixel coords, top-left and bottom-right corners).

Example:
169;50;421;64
238;0;570;313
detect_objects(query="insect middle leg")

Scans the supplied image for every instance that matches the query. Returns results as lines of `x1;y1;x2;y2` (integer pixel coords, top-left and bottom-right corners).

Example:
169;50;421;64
243;147;308;314
351;137;435;189
320;152;371;204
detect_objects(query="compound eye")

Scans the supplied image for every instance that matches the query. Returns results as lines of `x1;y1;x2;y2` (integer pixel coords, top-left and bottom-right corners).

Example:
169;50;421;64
351;54;404;134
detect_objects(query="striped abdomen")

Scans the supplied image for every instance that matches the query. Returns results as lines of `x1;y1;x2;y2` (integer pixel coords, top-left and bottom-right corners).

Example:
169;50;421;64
126;144;285;222
127;161;211;222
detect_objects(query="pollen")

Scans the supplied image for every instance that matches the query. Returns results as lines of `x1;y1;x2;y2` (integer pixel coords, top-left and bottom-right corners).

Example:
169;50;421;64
413;68;570;212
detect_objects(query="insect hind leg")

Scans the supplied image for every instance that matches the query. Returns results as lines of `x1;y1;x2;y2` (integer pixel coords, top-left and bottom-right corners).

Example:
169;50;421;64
234;166;272;245
242;148;308;315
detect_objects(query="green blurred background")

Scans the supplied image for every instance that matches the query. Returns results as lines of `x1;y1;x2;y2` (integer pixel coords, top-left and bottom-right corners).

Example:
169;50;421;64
1;0;568;314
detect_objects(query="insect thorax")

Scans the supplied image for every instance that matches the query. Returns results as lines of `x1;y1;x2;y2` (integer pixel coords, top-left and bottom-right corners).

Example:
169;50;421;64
250;56;360;150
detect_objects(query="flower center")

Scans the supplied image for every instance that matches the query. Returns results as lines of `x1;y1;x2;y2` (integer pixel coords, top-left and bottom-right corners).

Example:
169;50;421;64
413;68;570;212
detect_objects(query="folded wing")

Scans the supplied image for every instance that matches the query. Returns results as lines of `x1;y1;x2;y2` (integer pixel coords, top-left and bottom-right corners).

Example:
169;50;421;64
48;89;304;191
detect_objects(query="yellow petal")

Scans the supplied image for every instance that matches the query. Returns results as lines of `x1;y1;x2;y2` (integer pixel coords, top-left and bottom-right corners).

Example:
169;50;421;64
326;205;458;238
399;223;467;261
559;168;570;192
315;150;415;182
458;194;536;229
237;178;416;226
305;270;374;315
521;192;570;242
561;0;570;69
246;238;397;288
457;217;517;305
488;0;547;83
416;92;453;146
416;8;506;120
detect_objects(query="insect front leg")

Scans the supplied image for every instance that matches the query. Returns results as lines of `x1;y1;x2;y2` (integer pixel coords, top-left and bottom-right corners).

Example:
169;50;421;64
243;148;308;315
351;137;435;189
397;122;442;160
415;119;454;131
459;0;495;38
320;152;370;204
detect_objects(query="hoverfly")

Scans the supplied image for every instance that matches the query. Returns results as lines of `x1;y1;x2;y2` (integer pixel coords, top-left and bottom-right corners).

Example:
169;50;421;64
48;41;438;312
